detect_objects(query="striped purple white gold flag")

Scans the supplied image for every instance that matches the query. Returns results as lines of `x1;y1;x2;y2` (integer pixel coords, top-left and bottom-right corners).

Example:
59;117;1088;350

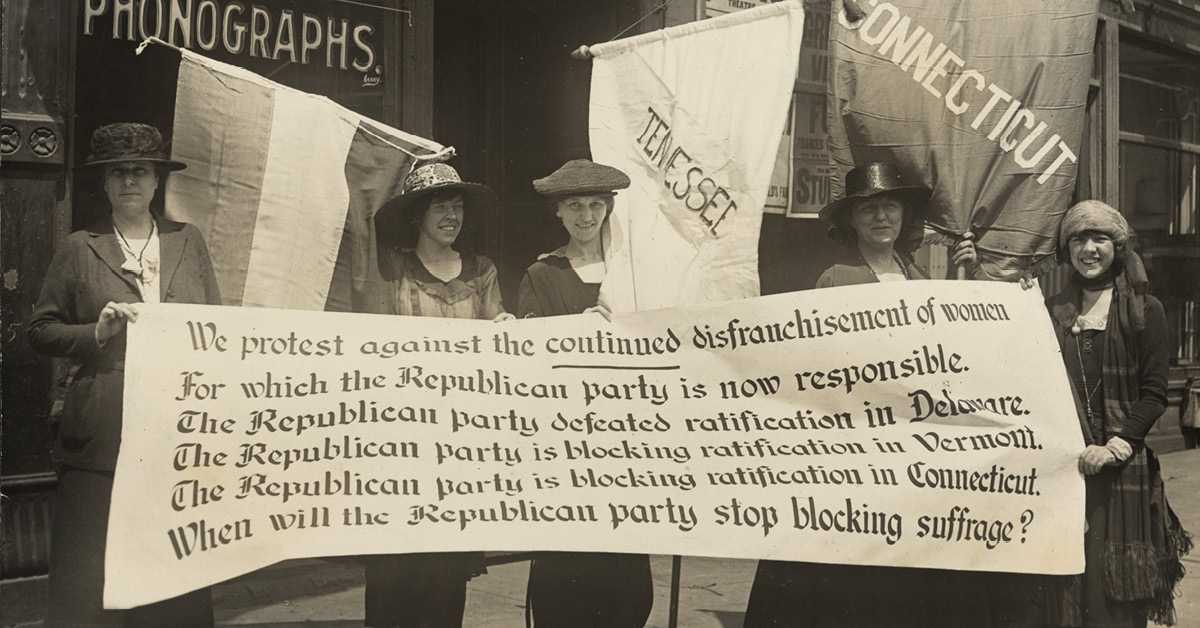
161;47;448;311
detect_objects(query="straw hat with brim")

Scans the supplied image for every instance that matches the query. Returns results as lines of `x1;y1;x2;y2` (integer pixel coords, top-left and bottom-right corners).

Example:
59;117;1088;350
376;163;498;228
76;122;187;171
534;159;630;197
818;162;930;221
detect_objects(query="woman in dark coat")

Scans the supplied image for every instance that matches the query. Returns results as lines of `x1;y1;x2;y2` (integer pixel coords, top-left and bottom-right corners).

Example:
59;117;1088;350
517;159;654;628
1041;200;1189;627
362;162;512;628
812;162;975;288
743;162;1017;628
28;122;221;627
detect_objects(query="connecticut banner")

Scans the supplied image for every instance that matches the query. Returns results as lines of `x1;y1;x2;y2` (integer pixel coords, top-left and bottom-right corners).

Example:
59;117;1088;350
589;1;805;312
827;0;1100;278
106;281;1084;607
147;43;449;312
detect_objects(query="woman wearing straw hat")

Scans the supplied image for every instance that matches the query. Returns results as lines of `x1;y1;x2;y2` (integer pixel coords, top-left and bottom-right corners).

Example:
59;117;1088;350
518;159;654;628
28;122;220;627
369;162;513;321
364;162;513;628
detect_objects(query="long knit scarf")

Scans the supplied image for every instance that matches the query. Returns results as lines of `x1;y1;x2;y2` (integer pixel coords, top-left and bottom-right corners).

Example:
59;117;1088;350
1046;253;1191;626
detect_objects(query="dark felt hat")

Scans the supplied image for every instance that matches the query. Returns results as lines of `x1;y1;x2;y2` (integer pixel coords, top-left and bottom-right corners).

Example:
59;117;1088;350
376;162;498;226
818;162;930;221
534;159;630;197
78;122;187;171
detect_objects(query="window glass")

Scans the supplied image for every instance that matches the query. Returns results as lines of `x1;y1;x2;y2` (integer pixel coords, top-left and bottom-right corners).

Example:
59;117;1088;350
1118;34;1200;364
1118;143;1196;235
1118;39;1199;144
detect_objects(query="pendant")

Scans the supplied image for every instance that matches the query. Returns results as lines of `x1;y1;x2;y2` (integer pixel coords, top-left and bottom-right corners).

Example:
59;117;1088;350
1081;338;1093;352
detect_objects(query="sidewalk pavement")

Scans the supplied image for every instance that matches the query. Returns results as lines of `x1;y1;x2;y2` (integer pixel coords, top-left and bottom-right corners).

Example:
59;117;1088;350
6;441;1200;627
212;554;758;628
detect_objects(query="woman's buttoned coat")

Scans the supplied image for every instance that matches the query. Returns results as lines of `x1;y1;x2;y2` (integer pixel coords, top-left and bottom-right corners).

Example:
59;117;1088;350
28;215;221;470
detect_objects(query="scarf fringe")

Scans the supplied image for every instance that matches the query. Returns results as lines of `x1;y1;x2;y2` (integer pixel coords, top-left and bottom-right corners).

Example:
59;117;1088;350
1100;527;1193;626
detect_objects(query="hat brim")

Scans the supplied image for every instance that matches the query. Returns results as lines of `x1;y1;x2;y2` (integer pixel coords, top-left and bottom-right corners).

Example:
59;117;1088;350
375;180;499;229
818;186;931;221
76;157;187;172
544;189;617;199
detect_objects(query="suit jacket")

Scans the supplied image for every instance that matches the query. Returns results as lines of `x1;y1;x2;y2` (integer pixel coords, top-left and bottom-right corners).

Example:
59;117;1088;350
28;215;221;470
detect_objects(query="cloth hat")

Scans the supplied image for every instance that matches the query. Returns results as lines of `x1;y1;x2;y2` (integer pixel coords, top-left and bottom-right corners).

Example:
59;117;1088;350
1059;200;1131;250
78;122;187;171
533;159;630;197
375;162;498;227
818;162;931;221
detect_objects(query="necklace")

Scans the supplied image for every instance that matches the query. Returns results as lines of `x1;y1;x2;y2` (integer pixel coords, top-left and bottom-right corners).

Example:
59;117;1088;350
113;219;155;272
1073;330;1102;423
862;251;910;280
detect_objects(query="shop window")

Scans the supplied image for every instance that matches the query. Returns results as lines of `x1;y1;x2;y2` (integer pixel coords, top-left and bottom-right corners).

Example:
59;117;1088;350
1118;34;1200;363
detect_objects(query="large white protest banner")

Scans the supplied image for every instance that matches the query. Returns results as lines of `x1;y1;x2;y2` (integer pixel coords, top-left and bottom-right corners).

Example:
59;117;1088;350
106;281;1084;607
589;1;805;312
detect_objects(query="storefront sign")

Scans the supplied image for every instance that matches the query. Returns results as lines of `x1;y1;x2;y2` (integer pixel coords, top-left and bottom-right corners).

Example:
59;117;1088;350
105;281;1085;608
82;0;377;72
764;99;794;214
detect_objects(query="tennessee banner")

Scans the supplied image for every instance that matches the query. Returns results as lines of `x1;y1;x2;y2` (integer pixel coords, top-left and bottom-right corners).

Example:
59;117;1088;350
149;43;449;312
827;0;1100;278
589;1;806;312
105;281;1084;607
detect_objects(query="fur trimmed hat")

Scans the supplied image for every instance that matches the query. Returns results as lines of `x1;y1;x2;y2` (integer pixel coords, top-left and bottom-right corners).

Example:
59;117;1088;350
1059;200;1131;251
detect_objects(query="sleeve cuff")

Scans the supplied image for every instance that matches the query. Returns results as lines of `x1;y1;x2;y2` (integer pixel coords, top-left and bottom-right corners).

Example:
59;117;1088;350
93;324;109;352
1105;437;1134;462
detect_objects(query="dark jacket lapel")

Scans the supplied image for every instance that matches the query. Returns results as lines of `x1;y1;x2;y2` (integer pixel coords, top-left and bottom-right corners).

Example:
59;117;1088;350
85;217;140;294
157;216;188;300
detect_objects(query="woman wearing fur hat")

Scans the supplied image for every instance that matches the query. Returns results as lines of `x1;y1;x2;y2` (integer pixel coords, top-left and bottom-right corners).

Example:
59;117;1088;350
363;162;512;628
28;122;220;626
1040;200;1189;627
517;159;654;628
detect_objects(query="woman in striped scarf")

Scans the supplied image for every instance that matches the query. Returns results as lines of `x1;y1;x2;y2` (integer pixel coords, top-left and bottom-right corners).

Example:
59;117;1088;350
1043;200;1190;627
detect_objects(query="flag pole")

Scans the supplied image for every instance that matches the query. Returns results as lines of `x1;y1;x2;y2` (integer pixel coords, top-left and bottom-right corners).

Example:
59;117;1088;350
955;231;974;280
135;36;178;55
668;554;682;628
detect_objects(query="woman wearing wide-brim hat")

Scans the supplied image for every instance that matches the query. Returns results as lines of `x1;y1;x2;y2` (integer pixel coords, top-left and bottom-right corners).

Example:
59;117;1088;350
368;161;512;321
517;159;654;628
363;161;512;628
812;161;976;288
745;162;1004;628
28;122;220;627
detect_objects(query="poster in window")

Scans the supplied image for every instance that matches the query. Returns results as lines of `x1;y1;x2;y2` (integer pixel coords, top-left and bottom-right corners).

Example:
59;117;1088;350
764;98;796;215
